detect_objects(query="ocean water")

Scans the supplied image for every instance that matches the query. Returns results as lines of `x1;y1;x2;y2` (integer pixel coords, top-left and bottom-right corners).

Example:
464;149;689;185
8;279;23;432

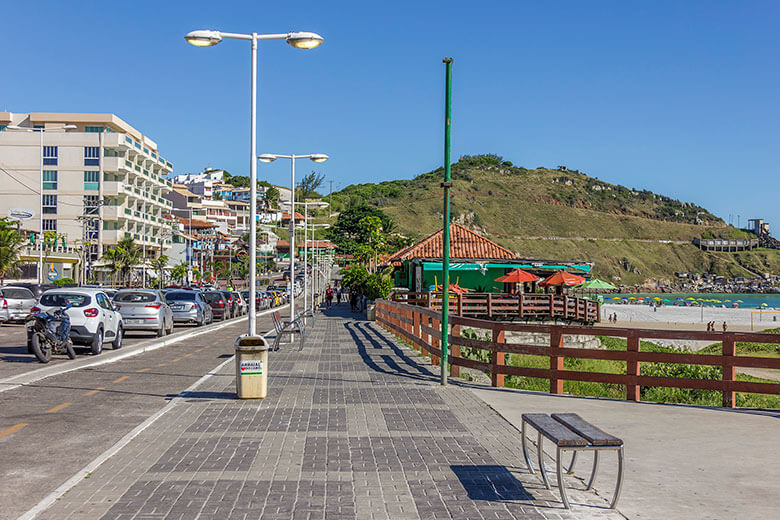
609;293;780;309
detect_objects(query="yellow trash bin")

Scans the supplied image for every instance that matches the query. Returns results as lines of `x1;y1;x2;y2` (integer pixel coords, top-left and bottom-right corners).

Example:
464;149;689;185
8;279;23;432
235;335;269;399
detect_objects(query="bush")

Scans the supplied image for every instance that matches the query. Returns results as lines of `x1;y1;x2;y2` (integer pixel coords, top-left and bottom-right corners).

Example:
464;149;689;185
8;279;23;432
53;277;76;287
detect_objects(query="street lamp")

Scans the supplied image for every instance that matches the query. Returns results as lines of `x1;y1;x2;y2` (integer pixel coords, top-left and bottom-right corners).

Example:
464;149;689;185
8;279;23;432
185;28;323;338
7;123;77;284
258;153;328;334
282;200;328;318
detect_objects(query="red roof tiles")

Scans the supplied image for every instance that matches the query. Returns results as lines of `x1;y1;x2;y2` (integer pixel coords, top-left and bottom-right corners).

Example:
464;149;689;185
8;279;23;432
385;224;517;265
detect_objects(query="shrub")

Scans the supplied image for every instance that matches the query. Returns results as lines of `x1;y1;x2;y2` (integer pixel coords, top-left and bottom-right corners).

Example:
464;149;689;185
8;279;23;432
53;277;76;287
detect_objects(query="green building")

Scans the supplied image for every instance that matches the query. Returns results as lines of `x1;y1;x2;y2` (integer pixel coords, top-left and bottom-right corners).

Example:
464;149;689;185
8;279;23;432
385;224;592;293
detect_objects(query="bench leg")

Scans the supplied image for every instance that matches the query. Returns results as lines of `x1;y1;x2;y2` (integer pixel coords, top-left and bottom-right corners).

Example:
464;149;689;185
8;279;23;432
567;451;578;474
587;450;599;491
610;446;625;509
521;420;535;474
556;447;571;509
537;432;551;490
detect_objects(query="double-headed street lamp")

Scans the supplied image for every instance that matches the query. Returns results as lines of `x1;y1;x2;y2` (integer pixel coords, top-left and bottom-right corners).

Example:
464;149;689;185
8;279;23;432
185;29;323;338
258;153;328;332
7;124;77;284
282;200;328;319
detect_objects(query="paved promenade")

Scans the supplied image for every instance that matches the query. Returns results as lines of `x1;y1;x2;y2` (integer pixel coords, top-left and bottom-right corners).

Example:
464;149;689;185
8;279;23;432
35;306;623;520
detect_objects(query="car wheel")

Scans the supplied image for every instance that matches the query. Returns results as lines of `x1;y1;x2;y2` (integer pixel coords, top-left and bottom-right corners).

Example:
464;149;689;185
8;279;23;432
157;322;166;337
91;327;104;355
113;326;123;349
167;318;174;335
196;312;204;327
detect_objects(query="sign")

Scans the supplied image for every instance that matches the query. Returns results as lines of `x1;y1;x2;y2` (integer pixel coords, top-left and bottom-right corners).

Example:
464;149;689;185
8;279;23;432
8;208;34;221
47;265;59;281
239;359;263;375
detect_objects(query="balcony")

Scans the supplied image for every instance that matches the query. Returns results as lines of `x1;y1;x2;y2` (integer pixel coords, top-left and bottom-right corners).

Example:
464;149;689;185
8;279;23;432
103;181;122;196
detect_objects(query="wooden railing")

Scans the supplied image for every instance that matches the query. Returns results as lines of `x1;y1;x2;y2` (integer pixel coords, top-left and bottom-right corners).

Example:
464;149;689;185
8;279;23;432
375;299;780;408
390;291;600;324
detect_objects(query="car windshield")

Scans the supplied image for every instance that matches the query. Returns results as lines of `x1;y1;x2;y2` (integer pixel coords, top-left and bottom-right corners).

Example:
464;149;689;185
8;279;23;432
115;292;157;303
39;293;90;307
2;288;34;299
166;292;197;302
203;292;223;303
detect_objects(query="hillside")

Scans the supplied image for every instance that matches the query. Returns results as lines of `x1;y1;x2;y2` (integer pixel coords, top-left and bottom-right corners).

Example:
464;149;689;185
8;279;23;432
330;154;778;286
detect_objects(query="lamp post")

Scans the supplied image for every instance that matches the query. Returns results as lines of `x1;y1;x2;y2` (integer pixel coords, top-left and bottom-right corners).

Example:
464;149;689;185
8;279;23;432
258;153;328;335
186;28;323;338
7;124;77;284
282;200;328;318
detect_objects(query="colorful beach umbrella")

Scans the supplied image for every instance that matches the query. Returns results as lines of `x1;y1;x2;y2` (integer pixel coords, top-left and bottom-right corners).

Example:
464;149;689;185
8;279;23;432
494;268;539;283
575;278;618;290
538;270;586;287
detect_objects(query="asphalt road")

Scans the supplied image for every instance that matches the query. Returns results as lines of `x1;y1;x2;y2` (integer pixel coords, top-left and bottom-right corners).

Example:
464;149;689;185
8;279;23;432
0;313;278;520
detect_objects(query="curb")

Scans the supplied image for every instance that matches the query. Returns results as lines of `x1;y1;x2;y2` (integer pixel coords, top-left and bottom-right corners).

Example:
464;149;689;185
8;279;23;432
0;306;280;394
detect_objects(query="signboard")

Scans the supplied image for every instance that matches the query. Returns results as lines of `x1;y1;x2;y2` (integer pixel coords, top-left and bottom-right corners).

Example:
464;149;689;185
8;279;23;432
47;265;59;281
239;359;263;375
7;208;34;221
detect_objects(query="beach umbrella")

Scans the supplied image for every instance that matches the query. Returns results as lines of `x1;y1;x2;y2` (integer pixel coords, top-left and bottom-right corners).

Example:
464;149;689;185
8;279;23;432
612;296;622;300
653;297;661;300
687;297;696;301
575;278;617;290
662;298;671;302
736;300;744;303
538;270;586;287
628;297;636;300
494;268;539;283
761;303;768;307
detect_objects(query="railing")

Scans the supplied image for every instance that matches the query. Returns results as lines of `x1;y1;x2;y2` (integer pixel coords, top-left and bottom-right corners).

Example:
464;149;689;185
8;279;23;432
391;291;599;323
375;300;780;408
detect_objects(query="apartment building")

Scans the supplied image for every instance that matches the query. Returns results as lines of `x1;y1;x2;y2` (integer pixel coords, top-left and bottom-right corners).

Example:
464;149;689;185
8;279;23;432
0;113;174;266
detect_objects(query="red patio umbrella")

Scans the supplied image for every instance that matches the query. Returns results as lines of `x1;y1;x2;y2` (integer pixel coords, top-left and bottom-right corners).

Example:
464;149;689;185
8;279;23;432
494;268;539;283
538;270;586;287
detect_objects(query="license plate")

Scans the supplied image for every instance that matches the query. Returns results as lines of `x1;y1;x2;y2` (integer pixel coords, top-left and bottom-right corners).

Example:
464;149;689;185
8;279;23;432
171;305;183;310
127;319;144;324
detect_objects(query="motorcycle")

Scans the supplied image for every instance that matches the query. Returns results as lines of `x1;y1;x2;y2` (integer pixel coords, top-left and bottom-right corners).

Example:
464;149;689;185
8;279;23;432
26;303;76;363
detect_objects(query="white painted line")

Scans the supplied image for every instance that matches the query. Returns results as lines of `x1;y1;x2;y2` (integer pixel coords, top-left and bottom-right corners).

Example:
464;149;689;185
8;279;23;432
16;349;245;520
0;307;280;394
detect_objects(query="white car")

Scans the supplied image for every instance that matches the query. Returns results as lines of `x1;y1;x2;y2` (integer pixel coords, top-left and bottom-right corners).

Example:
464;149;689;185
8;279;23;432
31;288;124;355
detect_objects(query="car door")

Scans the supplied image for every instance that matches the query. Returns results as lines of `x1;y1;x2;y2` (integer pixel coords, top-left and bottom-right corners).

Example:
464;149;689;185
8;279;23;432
96;293;118;337
158;291;172;328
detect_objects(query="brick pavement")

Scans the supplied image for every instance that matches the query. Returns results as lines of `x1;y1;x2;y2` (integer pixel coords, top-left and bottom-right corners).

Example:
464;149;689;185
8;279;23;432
37;306;626;520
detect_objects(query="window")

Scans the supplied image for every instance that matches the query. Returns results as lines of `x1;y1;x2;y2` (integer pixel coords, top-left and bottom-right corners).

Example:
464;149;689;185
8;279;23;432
43;146;58;166
42;219;57;231
85;126;104;133
42;195;57;214
43;170;57;190
84;171;100;190
84;195;100;215
84;146;100;166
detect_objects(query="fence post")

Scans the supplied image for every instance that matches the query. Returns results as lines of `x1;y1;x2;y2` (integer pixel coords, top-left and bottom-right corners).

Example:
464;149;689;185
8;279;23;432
549;294;555;318
413;311;421;352
421;314;429;357
487;293;493;317
451;324;460;378
626;332;640;401
491;327;506;387
431;317;440;365
563;295;569;319
722;334;736;408
550;327;564;394
457;293;463;316
519;293;524;318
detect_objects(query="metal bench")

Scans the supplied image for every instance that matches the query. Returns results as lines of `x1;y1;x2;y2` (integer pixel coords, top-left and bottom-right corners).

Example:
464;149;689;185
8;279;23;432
271;310;306;351
521;413;624;509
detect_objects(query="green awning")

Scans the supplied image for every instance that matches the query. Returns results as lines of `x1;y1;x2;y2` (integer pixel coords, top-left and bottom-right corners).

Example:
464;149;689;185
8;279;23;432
421;261;592;273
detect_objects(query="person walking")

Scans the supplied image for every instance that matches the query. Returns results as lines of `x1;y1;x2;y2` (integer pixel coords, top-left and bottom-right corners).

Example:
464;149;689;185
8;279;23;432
722;321;727;332
325;286;333;309
349;287;358;312
336;286;342;305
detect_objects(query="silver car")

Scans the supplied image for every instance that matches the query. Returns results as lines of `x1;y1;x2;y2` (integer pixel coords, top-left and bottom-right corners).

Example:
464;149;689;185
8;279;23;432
165;290;213;326
114;290;174;337
1;286;36;323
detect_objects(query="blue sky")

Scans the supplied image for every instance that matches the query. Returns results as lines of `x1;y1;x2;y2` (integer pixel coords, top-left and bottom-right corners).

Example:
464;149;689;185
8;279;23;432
2;1;779;228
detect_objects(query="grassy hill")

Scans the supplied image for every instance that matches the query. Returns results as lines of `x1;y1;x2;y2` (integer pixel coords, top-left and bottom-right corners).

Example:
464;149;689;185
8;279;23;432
330;154;779;286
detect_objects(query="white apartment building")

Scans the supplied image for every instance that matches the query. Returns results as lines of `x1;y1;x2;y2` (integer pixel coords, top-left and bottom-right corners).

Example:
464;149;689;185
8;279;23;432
0;113;174;265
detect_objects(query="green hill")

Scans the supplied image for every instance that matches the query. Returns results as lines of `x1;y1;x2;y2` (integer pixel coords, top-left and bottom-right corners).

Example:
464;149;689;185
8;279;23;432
330;154;779;286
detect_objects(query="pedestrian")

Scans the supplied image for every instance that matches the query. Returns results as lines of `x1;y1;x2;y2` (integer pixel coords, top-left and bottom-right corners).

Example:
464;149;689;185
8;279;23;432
336;286;342;305
361;290;367;313
722;321;727;332
325;286;333;309
349;287;358;312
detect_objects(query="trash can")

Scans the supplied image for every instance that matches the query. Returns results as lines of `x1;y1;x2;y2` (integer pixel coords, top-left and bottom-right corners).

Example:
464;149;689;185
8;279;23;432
234;335;269;399
366;303;376;321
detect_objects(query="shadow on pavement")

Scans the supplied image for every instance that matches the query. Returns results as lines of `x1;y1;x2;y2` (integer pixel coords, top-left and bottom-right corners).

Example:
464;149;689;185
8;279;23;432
451;465;534;501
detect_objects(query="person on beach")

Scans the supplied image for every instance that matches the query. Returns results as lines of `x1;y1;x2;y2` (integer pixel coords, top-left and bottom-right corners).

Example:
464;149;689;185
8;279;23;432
722;322;727;332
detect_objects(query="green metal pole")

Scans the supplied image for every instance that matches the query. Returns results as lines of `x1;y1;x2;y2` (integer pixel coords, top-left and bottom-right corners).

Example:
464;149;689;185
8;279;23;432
441;57;453;386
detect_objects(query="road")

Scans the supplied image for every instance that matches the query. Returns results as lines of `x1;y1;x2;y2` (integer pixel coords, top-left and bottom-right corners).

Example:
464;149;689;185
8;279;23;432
0;313;277;520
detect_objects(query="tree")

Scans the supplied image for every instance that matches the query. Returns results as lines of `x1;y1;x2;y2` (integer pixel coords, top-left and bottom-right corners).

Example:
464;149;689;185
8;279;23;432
327;205;395;255
100;237;142;286
171;261;188;285
264;186;280;209
296;171;325;200
0;226;25;285
150;255;169;289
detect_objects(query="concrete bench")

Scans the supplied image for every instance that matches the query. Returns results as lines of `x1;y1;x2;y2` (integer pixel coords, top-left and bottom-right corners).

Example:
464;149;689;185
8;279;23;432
521;412;624;509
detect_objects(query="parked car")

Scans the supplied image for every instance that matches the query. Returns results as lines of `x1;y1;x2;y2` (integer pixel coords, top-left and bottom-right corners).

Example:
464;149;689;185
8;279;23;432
114;289;174;337
202;291;231;321
164;290;212;326
220;291;238;318
232;292;247;316
1;286;37;323
10;283;57;300
31;288;124;354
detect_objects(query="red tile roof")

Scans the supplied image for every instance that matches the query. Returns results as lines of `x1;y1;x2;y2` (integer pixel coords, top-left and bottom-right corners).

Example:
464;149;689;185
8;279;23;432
281;211;304;221
385;224;517;265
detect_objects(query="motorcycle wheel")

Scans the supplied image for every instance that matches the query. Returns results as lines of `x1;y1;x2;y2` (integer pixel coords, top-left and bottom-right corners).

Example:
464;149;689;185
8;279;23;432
65;339;76;359
31;333;52;363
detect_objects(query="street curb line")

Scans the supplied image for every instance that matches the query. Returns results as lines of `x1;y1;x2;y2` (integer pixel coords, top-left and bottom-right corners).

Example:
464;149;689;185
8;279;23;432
16;352;241;520
0;307;280;394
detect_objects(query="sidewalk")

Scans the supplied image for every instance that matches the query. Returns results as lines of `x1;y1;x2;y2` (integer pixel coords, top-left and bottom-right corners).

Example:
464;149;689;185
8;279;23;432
35;305;623;520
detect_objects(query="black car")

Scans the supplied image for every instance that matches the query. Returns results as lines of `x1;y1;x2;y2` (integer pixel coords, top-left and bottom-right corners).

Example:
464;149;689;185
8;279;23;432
10;283;57;300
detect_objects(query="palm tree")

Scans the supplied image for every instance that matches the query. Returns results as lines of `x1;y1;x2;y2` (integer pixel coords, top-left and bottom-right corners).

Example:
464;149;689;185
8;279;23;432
100;237;142;286
0;228;25;285
150;255;169;289
170;261;188;285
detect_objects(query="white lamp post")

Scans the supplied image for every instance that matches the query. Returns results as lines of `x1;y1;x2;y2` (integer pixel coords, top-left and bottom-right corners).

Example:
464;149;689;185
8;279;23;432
282;200;328;318
258;153;328;335
186;29;323;337
7;123;76;284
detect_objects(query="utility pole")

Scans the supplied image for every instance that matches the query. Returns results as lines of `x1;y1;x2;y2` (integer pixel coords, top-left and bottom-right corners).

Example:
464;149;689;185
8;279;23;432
441;57;453;386
328;180;333;218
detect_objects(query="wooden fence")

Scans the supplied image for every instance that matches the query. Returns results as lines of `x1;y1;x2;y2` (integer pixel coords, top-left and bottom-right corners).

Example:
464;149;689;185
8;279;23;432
390;291;600;323
376;299;780;408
